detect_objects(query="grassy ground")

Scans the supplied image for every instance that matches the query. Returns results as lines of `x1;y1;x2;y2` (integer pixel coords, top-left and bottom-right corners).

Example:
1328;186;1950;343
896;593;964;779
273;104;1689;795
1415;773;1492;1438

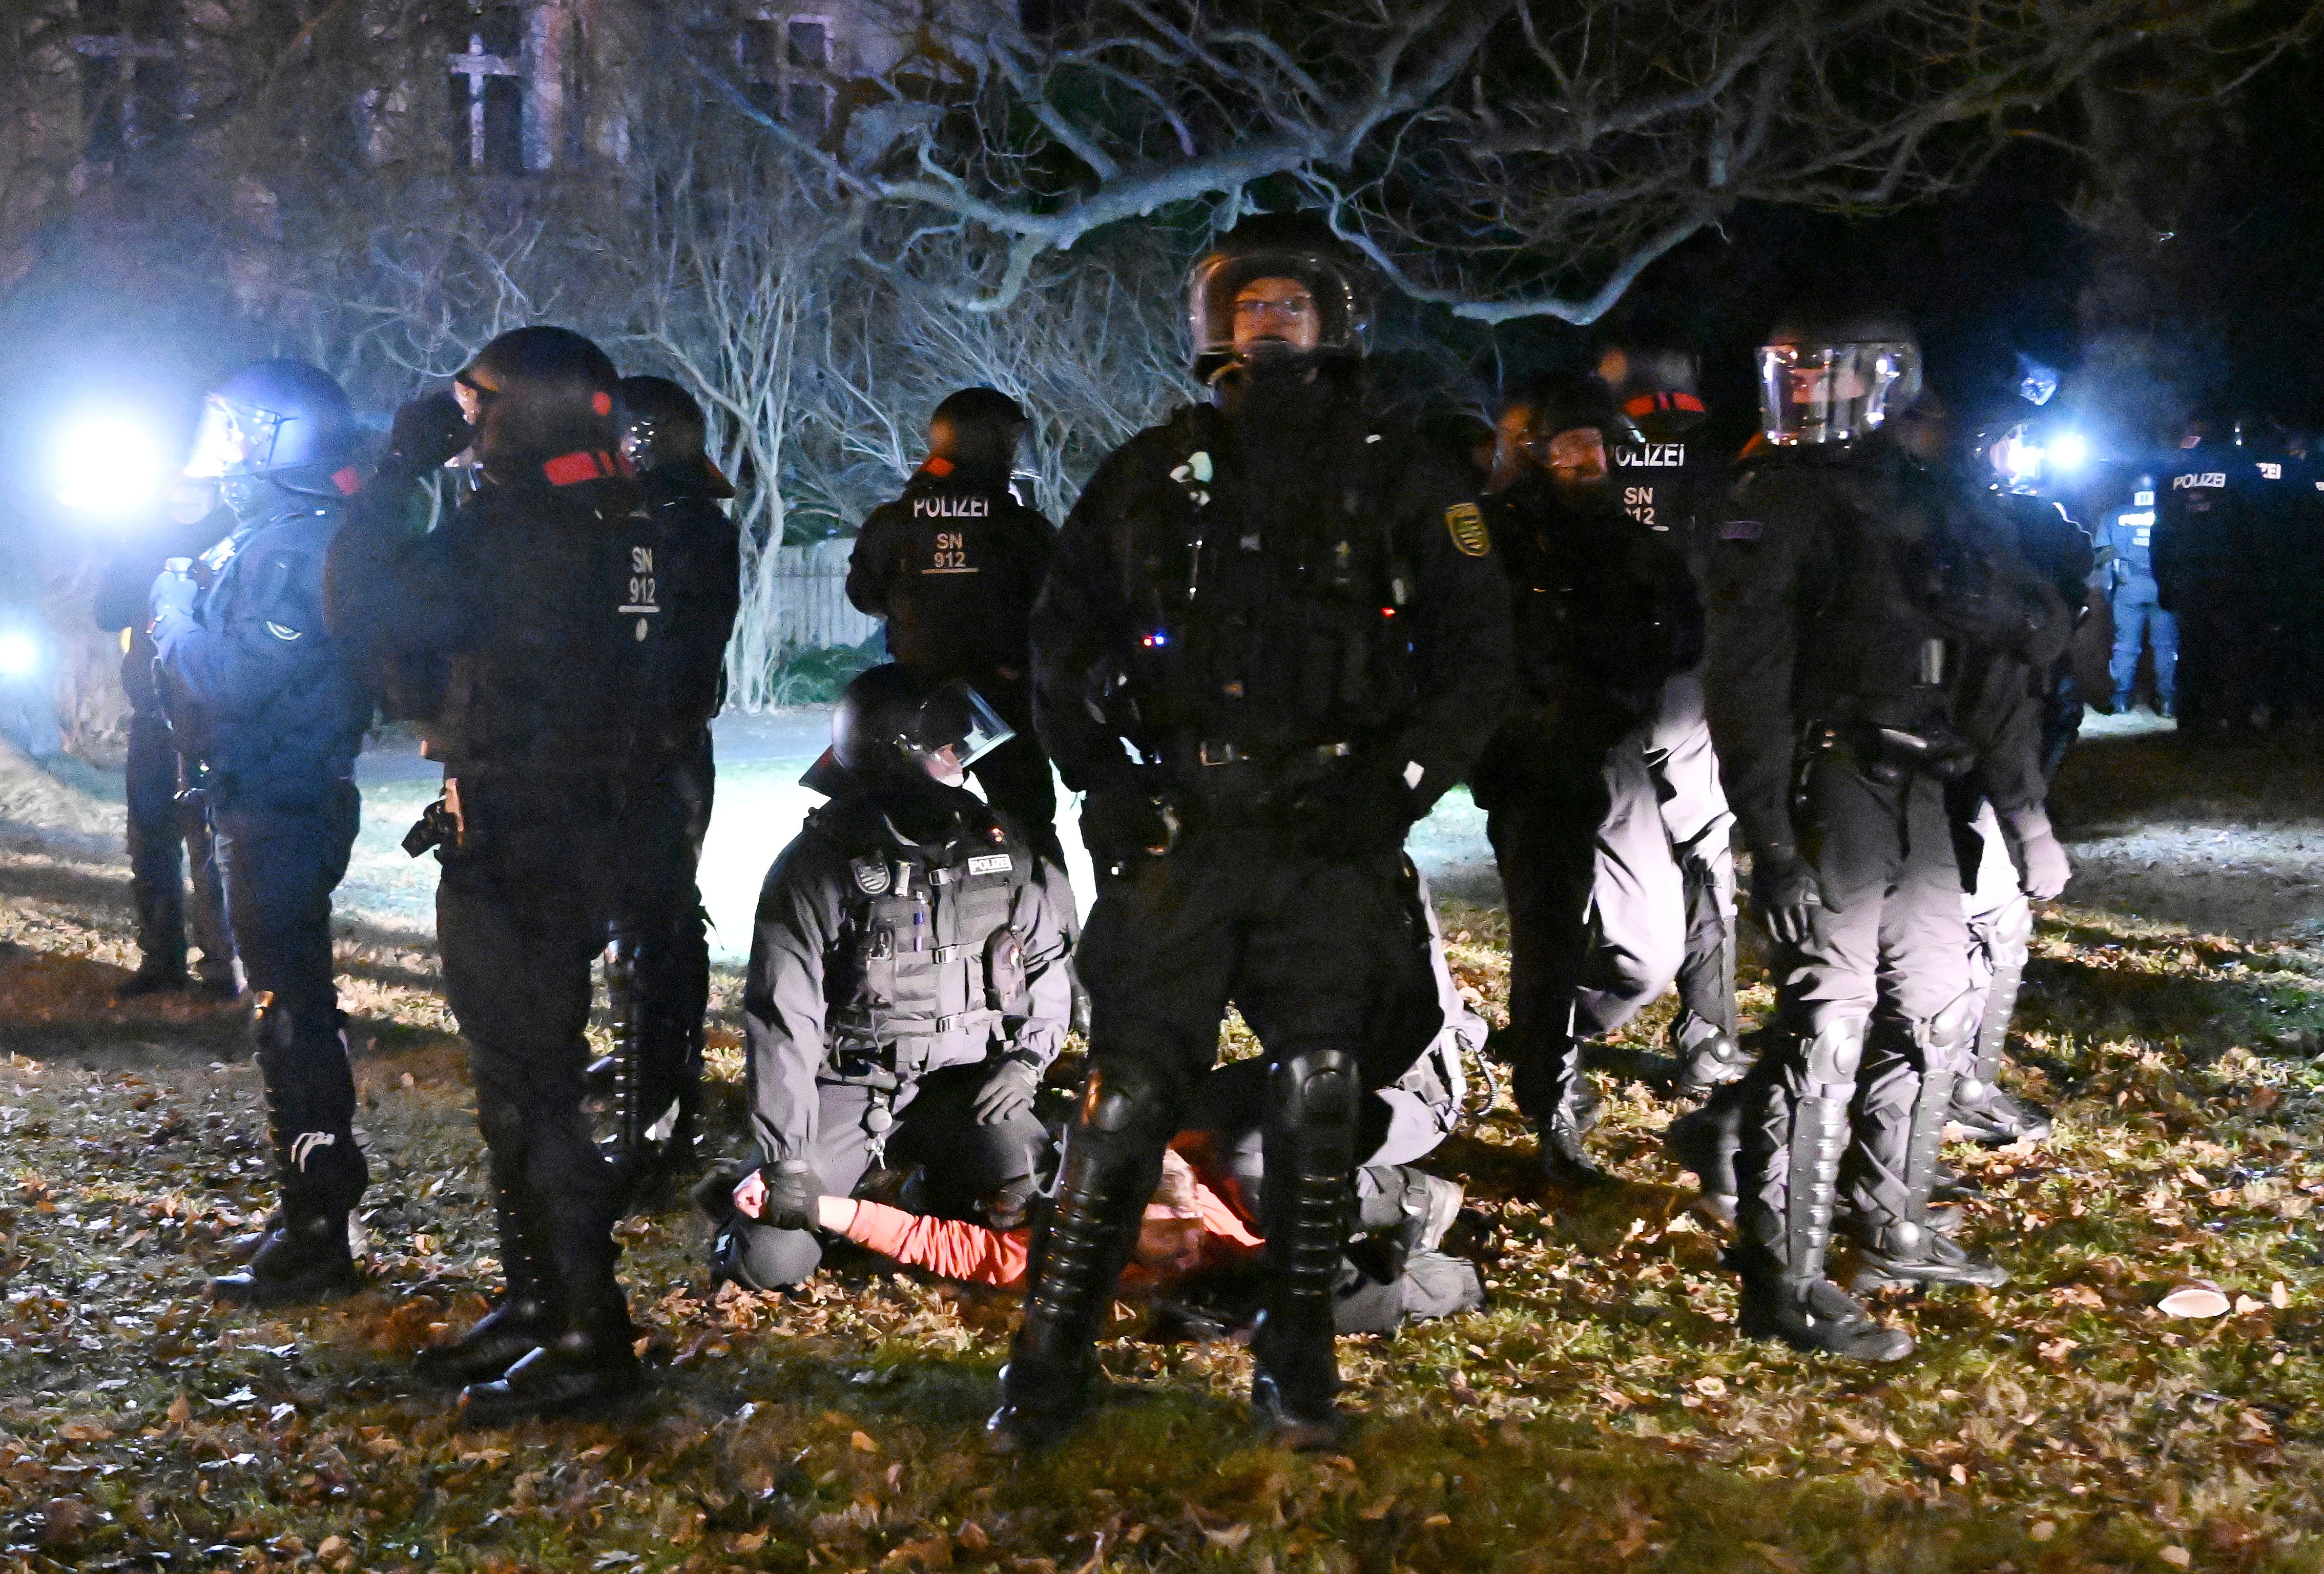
0;731;2318;1571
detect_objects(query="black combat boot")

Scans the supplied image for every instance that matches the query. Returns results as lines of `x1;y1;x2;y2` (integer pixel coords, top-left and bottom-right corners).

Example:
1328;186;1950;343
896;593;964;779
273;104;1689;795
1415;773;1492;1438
1249;1049;1360;1449
1532;1033;1609;1186
1735;1071;1913;1362
1665;1090;1743;1227
1852;1062;2008;1292
987;1068;1169;1454
211;1189;361;1306
1951;924;2052;1146
213;999;368;1304
458;1295;641;1423
118;961;191;999
416;1171;562;1386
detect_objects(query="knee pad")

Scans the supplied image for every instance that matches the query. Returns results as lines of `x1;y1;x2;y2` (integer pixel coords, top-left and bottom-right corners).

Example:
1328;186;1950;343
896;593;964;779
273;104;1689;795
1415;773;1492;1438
1991;890;2034;954
1794;1018;1868;1095
1267;1047;1359;1136
717;1220;823;1291
1078;1058;1180;1142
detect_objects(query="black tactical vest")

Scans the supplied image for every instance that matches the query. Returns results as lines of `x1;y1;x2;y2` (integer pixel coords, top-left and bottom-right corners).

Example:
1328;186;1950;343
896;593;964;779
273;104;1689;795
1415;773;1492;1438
1109;402;1421;788
813;801;1036;1087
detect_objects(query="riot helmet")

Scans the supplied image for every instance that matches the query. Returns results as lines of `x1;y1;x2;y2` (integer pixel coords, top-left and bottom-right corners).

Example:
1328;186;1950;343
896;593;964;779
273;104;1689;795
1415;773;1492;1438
1186;213;1371;382
617;375;708;472
925;387;1030;484
1756;310;1923;446
1596;341;1707;439
829;664;1014;788
1495;371;1622;492
183;359;358;500
456;326;619;468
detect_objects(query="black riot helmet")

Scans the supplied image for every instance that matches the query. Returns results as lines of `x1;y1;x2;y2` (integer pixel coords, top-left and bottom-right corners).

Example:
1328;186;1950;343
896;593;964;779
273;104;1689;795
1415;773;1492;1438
1757;309;1923;447
182;359;359;499
456;326;619;468
826;664;1014;788
1186;213;1372;382
926;387;1030;484
1495;370;1623;491
1595;338;1708;440
617;375;707;470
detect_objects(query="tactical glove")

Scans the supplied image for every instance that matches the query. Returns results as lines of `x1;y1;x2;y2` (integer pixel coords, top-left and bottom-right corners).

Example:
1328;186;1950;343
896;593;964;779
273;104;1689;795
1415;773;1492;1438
971;1050;1045;1126
1751;847;1828;948
2004;807;2071;900
1291;762;1420;861
749;1158;818;1233
1080;790;1179;866
148;565;199;627
385;392;473;473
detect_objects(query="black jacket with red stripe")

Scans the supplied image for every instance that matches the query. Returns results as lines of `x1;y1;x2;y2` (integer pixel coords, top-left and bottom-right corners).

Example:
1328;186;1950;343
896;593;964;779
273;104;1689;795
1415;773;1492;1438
324;448;699;779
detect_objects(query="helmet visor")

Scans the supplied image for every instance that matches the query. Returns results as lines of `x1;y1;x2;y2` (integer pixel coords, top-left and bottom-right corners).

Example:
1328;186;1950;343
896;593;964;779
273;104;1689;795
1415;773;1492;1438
183;395;280;479
1188;250;1367;370
913;680;1015;772
1756;342;1921;446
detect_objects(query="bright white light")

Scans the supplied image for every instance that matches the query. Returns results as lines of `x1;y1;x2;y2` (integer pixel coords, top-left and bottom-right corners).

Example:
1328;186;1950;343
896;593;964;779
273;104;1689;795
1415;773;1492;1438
54;416;168;515
0;634;40;679
2048;431;2089;472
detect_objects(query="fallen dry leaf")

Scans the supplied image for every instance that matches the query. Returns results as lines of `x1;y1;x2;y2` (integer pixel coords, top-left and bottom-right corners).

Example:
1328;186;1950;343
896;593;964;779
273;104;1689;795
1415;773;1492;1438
2159;1285;2232;1318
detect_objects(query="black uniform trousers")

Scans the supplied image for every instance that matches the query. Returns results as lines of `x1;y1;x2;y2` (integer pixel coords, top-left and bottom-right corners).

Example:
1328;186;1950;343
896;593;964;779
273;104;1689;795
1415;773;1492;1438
126;710;232;982
1736;758;1978;1265
435;773;634;1315
1073;829;1438;1171
1486;741;1686;1122
210;781;364;1206
720;1064;1049;1289
617;729;717;1146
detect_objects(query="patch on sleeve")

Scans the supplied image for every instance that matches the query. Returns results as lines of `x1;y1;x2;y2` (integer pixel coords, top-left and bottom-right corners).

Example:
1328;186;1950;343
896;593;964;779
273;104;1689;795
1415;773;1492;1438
1719;519;1765;542
850;857;891;896
1444;501;1491;556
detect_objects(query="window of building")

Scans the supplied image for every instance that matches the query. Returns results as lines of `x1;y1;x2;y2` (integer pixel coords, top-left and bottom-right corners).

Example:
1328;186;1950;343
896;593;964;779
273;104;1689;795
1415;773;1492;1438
739;15;834;133
71;0;181;163
446;6;526;175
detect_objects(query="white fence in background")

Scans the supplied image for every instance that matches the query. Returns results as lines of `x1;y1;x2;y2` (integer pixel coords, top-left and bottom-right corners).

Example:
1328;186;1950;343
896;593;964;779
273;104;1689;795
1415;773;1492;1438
765;539;881;652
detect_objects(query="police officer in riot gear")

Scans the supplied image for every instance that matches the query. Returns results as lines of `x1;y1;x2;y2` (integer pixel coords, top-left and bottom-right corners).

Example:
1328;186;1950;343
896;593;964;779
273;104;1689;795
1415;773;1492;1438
991;213;1510;1451
2099;477;2175;714
1686;312;2066;1361
149;359;376;1304
596;376;741;1204
96;488;237;999
1470;373;1725;1181
702;663;1071;1286
2155;412;2266;744
847;389;1066;874
326;327;702;1420
1594;339;1747;1090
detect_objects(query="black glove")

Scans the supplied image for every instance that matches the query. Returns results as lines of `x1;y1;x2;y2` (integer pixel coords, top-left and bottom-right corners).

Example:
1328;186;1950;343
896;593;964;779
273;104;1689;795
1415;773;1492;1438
1289;762;1420;861
971;1050;1044;1125
385;392;473;472
2004;807;2071;900
1080;790;1179;866
752;1158;818;1233
1751;846;1829;948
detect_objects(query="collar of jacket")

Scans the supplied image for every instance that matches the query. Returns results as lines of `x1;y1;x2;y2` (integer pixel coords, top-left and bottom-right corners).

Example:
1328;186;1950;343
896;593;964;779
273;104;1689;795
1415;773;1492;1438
540;449;634;487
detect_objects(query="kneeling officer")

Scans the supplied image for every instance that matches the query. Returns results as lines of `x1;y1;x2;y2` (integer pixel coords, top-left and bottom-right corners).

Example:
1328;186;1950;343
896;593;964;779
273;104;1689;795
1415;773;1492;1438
709;664;1072;1288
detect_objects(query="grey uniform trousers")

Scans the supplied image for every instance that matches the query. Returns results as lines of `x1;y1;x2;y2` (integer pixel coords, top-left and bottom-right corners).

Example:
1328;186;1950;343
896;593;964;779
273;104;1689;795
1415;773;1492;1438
1738;759;1979;1265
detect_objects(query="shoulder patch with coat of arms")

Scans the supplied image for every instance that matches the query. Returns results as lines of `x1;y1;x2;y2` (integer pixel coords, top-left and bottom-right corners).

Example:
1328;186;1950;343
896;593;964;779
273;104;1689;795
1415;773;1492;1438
850;856;891;896
1444;502;1491;556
